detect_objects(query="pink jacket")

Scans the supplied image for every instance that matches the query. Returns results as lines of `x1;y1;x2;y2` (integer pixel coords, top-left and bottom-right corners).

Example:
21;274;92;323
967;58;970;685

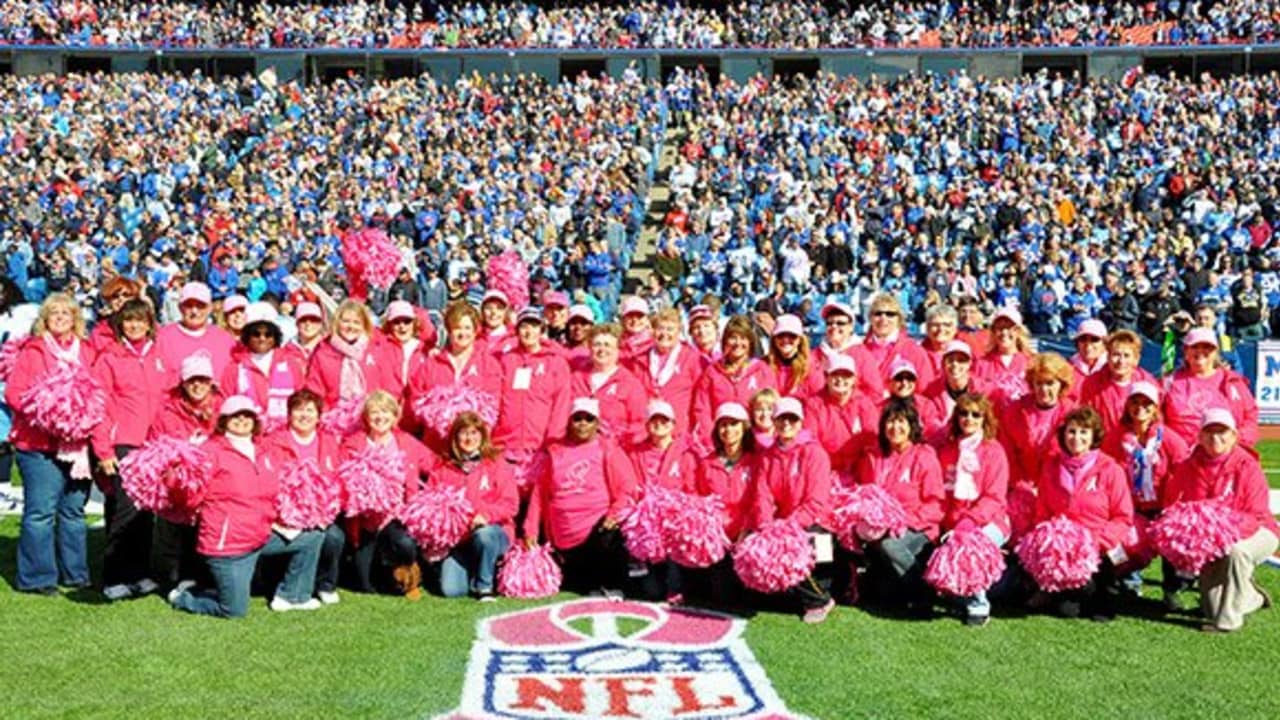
156;322;236;386
626;436;698;493
1166;445;1279;540
259;427;343;476
974;351;1031;408
750;433;832;532
998;396;1074;487
570;365;649;445
90;338;169;458
626;343;704;436
919;376;992;445
1101;423;1190;515
811;342;886;400
339;431;436;531
523;437;638;550
430;455;520;545
863;333;934;389
148;388;221;444
304;337;391;410
191;435;277;557
5;335;97;452
1080;367;1156;438
771;358;825;401
855;443;946;541
696;450;757;539
1034;452;1134;552
220;347;307;427
691;359;778;442
372;334;429;399
1161;368;1259;449
409;346;504;410
803;390;880;474
493;346;572;453
937;437;1010;537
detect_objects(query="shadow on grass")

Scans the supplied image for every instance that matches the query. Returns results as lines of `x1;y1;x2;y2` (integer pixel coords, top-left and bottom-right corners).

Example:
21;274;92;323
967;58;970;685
0;522;106;600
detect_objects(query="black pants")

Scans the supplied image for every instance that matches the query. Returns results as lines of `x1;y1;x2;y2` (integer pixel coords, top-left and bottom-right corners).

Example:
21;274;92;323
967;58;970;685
151;517;205;590
1053;558;1118;618
317;523;346;593
634;560;685;602
349;520;418;594
103;445;152;587
558;521;628;596
862;530;934;609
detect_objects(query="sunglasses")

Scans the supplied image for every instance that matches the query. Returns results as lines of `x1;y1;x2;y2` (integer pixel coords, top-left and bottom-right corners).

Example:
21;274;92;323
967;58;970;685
872;310;899;318
957;409;984;419
892;375;917;382
775;415;801;424
570;415;598;424
827;319;852;327
247;329;274;338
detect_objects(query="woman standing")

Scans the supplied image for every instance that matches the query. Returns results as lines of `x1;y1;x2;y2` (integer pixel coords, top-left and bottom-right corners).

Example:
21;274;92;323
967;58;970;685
569;324;648;445
974;307;1033;408
222;304;305;433
167;396;324;618
936;394;1010;626
305;299;390;417
999;353;1076;496
374;300;429;401
627;308;704;437
862;293;933;389
431;412;518;601
768;314;822;400
8;294;96;594
285;302;326;362
409;301;502;448
1161;328;1259;449
691;316;779;446
803;354;880;479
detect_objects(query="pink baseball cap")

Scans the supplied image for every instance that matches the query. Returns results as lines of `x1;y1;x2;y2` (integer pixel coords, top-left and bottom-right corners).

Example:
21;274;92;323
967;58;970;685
1128;381;1160;406
1074;319;1108;340
773;396;805;420
825;353;858;376
688;305;714;322
1184;327;1219;348
992;307;1023;327
243;302;279;328
571;397;600;418
1200;407;1236;430
222;294;248;315
942;340;973;359
889;359;918;379
385;300;416;323
295;302;323;322
542;290;569;309
646;399;676;421
218;395;260;418
821;301;855;321
620;297;649;317
482;289;509;307
772;314;804;338
179;282;212;306
568;304;595;323
180;353;214;382
714;402;750;423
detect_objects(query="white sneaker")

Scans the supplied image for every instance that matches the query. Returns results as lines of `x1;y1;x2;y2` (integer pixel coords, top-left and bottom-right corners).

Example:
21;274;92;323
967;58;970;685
317;591;341;606
103;584;133;602
270;596;322;612
167;580;197;605
131;578;160;596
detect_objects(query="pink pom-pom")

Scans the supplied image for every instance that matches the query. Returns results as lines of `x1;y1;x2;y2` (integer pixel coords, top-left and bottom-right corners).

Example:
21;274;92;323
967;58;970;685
276;459;342;530
925;528;1006;597
830;483;908;550
320;396;365;436
0;339;21;382
1116;514;1157;574
1015;516;1099;593
339;444;406;517
400;483;475;562
732;519;816;594
1148;500;1243;576
619;485;677;564
667;491;732;568
485;250;531;310
412;384;499;439
119;437;211;524
1007;483;1038;539
19;364;106;442
497;544;563;599
511;450;547;495
341;227;403;290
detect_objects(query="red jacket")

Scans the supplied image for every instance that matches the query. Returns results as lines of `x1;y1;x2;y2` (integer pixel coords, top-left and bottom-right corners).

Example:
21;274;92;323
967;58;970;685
220;346;306;427
811;342;885;400
696;450;757;539
523;437;638;550
5;335;97;452
1034;452;1134;552
148;388;222;444
338;430;436;530
1080;368;1156;438
750;433;832;532
493;346;572;453
626;436;698;493
855;443;946;541
803;390;880;474
304;337;392;410
998;396;1074;487
937;437;1010;537
1161;368;1260;449
691;359;778;442
570;365;649;445
1165;445;1279;540
1101;423;1190;514
625;343;704;437
191;435;277;557
90;338;169;458
430;455;520;545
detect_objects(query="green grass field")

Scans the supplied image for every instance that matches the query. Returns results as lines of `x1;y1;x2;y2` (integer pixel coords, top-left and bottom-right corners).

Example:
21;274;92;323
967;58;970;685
2;445;1280;719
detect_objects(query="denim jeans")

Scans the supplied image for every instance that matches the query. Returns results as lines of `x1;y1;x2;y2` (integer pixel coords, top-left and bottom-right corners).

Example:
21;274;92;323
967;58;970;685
351;520;418;594
317;523;346;594
171;530;322;619
16;450;90;590
867;529;933;606
439;524;509;597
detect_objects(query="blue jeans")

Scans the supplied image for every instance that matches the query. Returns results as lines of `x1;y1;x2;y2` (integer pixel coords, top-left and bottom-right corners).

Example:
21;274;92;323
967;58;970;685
439;524;509;598
171;530;322;619
16;450;90;590
317;523;345;594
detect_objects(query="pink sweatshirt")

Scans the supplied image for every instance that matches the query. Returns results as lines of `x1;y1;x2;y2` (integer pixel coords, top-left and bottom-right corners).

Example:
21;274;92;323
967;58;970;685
811;342;885;400
1034;451;1134;552
1166;445;1279;539
998;396;1074;487
5;335;97;452
625;342;704;437
1080;367;1156;438
691;359;778;443
863;333;934;389
430;455;520;545
856;443;946;541
1161;368;1260;449
156;322;236;386
626;436;698;492
191;435;277;557
493;346;572;453
570;365;649;445
220;346;307;427
936;437;1011;537
696;450;757;539
304;337;391;409
803;390;880;474
750;432;832;532
522;437;637;550
91;338;169;458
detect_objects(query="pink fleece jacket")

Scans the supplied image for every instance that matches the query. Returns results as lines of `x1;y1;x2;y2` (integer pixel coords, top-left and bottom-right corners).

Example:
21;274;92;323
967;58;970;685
493;345;572;453
522;437;637;550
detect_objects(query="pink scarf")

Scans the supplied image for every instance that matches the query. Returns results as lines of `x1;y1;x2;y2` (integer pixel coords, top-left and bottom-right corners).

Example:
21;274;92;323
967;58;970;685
330;335;369;401
43;334;92;479
1058;450;1099;493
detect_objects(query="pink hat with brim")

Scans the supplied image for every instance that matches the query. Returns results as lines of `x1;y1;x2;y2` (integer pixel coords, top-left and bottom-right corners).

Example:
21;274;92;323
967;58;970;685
621;297;649;317
646;399;676;421
1128;381;1160;406
385;300;416;323
773;396;804;420
180;353;214;382
568;305;595;323
821;301;854;321
516;307;544;325
714;402;750;423
571;397;600;418
222;295;248;314
889;359;918;379
1200;407;1236;430
1074;319;1108;340
482;290;509;307
1184;327;1219;348
825;353;858;375
942;340;973;358
992;307;1023;327
772;314;804;338
179;282;212;306
542;291;570;308
688;305;714;322
295;302;323;321
219;395;260;418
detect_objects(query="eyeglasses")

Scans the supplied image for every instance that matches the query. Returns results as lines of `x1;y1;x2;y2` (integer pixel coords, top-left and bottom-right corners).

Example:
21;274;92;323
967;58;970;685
827;319;852;327
570;415;598;424
957;409;984;419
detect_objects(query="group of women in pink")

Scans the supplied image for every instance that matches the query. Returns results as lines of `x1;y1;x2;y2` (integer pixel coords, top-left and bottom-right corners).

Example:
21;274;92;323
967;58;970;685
11;281;1277;632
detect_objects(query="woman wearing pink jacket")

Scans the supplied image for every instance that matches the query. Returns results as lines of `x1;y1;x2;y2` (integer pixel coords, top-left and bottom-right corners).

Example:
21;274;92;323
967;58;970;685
1164;408;1278;632
372;301;431;404
973;307;1032;409
156;282;236;384
803;353;880;479
627;399;699;602
221;303;306;434
998;353;1076;535
408;301;502;452
919;340;990;445
9;294;97;595
432;412;518;601
855;398;945;618
811;301;884;400
626;308;703;438
570;324;648;445
1080;330;1155;438
493;308;572;458
304;300;391;419
1161;328;1259;449
691;316;779;447
696;403;757;542
522;398;638;597
749;397;835;624
768;314;823;401
92;298;170;601
863;293;933;390
936;393;1010;626
167;395;324;618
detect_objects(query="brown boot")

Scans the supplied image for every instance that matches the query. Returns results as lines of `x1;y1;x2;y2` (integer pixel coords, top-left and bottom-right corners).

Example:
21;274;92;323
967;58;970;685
392;563;422;601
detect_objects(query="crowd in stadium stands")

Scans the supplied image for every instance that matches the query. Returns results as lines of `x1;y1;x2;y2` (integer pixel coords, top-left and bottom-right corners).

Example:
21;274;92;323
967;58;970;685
3;0;1279;49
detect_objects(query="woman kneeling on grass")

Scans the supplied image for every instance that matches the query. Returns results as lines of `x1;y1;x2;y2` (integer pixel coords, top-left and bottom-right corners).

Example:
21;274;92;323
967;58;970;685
168;395;324;618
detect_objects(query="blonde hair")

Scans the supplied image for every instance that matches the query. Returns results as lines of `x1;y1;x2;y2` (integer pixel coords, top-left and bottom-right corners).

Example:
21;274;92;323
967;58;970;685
1025;352;1075;390
868;292;904;319
333;299;375;338
33;293;87;339
588;323;622;344
650;308;682;329
750;387;779;410
361;390;402;428
986;317;1031;355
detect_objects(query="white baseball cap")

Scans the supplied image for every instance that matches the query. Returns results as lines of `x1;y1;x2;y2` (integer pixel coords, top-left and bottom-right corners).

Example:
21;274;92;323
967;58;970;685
571;397;600;418
773;396;804;420
1200;408;1236;430
1074;319;1108;340
714;402;750;423
772;314;804;338
646;399;676;421
180;353;214;382
825;353;858;376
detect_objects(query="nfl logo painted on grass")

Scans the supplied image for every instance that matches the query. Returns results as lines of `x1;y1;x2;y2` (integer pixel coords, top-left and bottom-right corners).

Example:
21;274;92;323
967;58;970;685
439;599;807;719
